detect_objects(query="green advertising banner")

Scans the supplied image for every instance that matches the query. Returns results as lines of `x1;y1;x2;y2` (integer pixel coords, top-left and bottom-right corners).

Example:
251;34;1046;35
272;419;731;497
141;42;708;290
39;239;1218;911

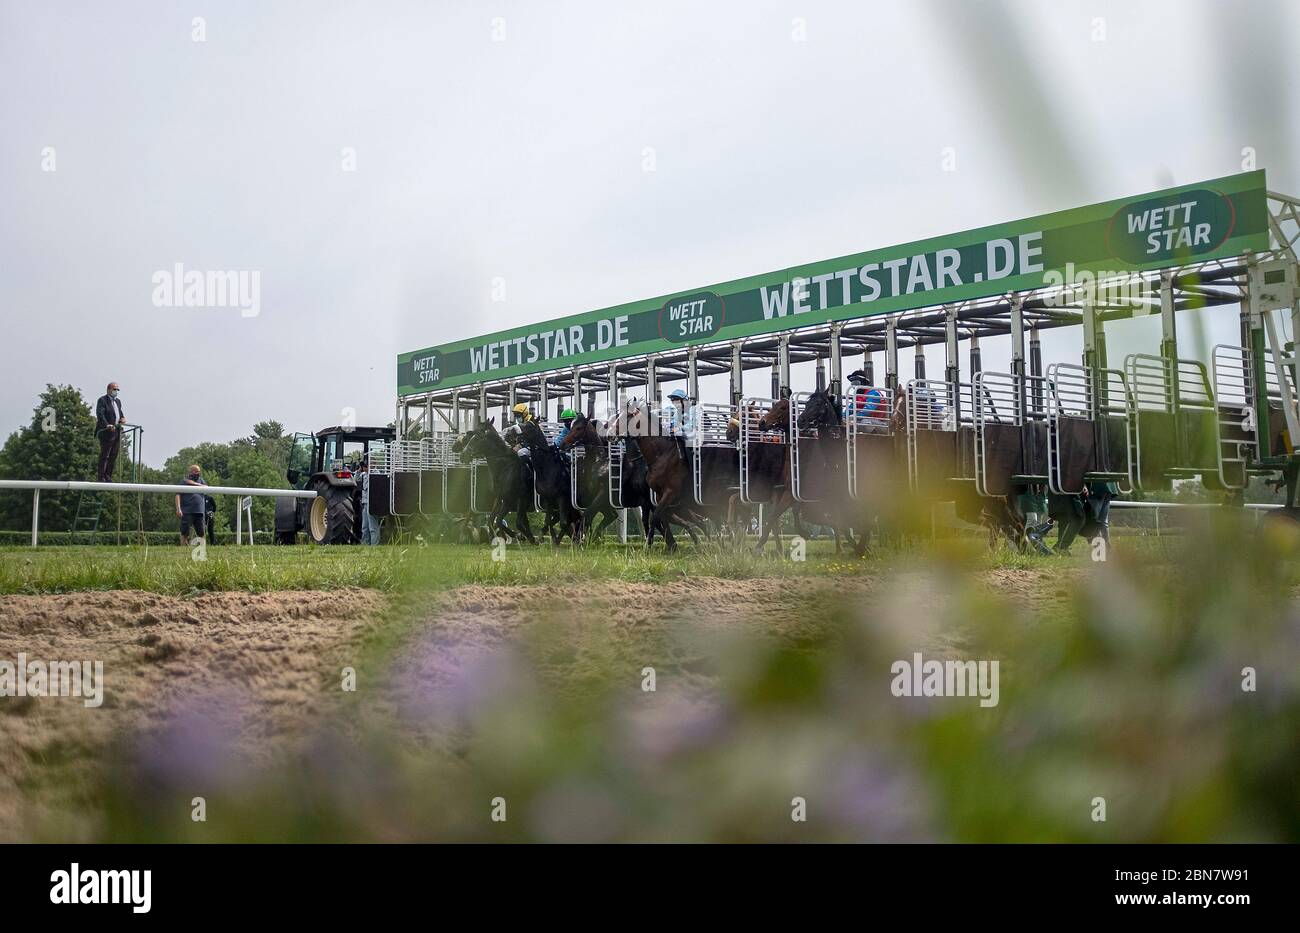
399;170;1268;395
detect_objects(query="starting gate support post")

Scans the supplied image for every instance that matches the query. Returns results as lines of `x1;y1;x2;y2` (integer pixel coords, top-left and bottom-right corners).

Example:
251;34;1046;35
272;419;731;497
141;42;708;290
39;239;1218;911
829;324;843;398
1029;324;1043;412
944;305;959;420
571;365;582;414
778;334;791;397
477;384;487;426
815;355;825;392
914;343;926;381
607;361;618;417
1244;253;1274;457
508;380;517;413
864;354;874;385
969;334;982;376
538;374;549;422
885;319;899;392
688;347;699;401
646;355;658;407
770;361;780;399
1081;296;1108;418
1159;271;1178;411
730;341;743;409
1009;293;1025;417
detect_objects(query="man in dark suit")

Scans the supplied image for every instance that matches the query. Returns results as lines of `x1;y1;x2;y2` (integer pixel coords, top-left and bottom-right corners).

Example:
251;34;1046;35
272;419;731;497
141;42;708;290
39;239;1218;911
95;382;126;482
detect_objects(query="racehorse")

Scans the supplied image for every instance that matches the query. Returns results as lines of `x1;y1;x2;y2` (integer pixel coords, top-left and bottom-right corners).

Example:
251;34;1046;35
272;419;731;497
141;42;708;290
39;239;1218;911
608;399;711;551
517;419;584;544
557;412;623;541
752;392;865;557
452;419;538;545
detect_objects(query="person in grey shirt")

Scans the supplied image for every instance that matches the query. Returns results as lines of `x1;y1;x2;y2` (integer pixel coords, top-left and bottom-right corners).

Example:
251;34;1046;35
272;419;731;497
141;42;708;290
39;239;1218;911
358;460;380;545
175;463;208;544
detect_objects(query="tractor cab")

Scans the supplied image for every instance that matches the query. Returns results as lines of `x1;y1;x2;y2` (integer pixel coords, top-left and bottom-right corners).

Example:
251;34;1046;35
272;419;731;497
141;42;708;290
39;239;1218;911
285;426;394;490
277;425;396;544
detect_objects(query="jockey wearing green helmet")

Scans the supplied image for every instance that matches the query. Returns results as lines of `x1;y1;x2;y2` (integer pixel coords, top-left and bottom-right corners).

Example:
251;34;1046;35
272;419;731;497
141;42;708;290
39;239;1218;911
555;407;578;446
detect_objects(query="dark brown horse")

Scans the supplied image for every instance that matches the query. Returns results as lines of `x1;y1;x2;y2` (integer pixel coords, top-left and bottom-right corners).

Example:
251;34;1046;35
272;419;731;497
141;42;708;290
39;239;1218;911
751;393;865;557
609;400;712;551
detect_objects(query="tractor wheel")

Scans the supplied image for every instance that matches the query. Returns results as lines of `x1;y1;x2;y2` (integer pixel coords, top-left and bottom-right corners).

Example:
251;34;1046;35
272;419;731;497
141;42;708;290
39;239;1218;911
309;479;357;545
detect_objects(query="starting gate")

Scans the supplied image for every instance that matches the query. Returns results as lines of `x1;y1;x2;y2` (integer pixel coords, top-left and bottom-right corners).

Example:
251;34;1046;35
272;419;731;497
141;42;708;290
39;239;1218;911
845;385;897;501
1124;354;1219;490
738;397;784;505
1045;364;1131;495
905;379;972;494
972;372;1050;498
607;440;625;510
690;403;738;507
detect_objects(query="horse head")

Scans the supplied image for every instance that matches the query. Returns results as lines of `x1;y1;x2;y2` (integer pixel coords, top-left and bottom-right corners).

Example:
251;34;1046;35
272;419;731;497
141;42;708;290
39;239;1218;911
797;389;843;434
560;412;594;450
758;397;791;433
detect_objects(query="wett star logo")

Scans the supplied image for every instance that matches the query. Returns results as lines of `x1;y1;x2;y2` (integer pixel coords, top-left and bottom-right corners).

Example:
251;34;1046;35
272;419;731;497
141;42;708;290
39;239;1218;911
50;863;151;914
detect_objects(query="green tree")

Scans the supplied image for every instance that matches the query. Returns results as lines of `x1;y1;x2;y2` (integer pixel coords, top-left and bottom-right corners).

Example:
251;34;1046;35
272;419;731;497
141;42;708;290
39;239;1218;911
0;385;98;531
218;446;287;533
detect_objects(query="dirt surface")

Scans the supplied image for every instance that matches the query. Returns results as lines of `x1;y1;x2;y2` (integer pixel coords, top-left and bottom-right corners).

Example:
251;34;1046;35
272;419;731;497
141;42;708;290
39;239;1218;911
0;588;385;841
0;569;1067;840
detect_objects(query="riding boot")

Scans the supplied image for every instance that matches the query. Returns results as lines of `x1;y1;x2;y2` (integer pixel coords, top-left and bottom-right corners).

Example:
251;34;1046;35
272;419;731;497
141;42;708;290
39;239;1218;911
676;437;686;462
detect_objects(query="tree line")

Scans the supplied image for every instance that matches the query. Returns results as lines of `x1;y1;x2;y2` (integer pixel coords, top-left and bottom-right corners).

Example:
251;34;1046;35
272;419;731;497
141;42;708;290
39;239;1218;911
0;384;293;536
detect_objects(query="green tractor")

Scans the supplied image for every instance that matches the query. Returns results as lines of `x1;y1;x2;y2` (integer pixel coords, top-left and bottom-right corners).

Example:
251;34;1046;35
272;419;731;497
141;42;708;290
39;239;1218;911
275;425;395;544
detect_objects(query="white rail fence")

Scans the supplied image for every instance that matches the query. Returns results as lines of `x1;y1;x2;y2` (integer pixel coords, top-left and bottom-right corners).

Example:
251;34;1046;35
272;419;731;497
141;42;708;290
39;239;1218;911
0;480;316;547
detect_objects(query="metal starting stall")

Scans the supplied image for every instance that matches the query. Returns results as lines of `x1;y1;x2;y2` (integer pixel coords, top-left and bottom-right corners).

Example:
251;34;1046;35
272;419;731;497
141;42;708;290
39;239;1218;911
388;171;1300;531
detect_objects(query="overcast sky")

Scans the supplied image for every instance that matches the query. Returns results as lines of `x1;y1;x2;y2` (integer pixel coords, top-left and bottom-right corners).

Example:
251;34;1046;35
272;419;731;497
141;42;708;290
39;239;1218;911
2;0;1296;464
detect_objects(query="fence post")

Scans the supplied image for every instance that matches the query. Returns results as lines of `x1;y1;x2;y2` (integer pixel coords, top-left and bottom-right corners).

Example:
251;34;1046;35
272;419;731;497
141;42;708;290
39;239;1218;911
31;488;40;547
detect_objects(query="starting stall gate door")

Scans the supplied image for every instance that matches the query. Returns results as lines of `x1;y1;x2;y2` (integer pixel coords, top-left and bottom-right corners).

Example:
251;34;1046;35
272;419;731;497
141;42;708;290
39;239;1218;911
1045;364;1131;495
1211;344;1285;489
607;440;625;510
738;397;784;505
845;385;895;500
366;444;392;519
389;438;424;516
690;403;738;507
1124;354;1219;490
469;459;493;514
973;372;1029;498
569;446;585;510
780;392;821;504
433;433;472;513
905;379;968;494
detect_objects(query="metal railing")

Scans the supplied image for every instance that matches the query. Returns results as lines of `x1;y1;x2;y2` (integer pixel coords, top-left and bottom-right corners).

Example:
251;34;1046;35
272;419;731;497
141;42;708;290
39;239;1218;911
0;479;315;547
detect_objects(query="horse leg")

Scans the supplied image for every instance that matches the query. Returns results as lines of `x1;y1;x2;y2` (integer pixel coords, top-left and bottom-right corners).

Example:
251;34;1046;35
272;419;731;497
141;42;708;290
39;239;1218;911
515;503;538;545
754;496;786;555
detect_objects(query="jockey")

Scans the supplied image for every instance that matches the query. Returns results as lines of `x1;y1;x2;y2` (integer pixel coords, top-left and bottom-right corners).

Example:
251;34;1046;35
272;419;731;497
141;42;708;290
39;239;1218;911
556;408;578;446
661;388;694;460
507;405;533;458
846;369;887;430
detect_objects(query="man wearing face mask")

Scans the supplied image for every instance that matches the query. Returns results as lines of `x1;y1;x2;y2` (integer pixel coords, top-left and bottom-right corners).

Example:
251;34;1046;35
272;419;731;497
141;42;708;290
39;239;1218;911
175;463;208;544
94;382;126;482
